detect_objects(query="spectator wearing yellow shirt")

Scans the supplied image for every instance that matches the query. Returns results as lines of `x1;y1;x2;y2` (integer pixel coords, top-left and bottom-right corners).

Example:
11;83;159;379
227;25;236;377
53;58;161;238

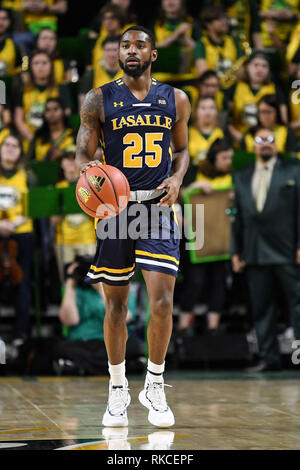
185;71;226;112
0;8;18;77
184;70;228;128
27;98;75;161
241;94;298;155
178;138;233;334
79;36;122;109
223;0;262;48
150;0;200;80
195;6;243;83
91;4;124;68
111;0;136;25
0;134;35;341
35;28;69;84
189;96;224;166
153;0;200;49
228;51;287;145
89;0;136;40
0;102;13;145
51;151;96;282
259;0;299;51
14;51;72;148
286;19;300;75
12;1;68;55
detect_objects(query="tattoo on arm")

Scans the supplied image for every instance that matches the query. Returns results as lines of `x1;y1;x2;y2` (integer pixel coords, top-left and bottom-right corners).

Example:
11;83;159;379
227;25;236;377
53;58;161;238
76;88;104;168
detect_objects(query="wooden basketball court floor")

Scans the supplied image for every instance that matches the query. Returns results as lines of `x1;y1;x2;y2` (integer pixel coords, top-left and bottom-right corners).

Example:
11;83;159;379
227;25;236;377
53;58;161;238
0;371;300;450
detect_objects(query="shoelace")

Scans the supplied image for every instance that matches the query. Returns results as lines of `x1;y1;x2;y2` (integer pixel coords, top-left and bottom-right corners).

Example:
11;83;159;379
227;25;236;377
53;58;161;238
148;382;172;412
108;386;130;415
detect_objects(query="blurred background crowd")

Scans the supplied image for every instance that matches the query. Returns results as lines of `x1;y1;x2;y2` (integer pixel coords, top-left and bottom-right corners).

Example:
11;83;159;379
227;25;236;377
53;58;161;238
0;0;300;375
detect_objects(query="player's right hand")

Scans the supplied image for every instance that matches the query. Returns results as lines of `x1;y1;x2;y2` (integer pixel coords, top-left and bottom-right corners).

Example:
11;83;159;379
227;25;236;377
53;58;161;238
80;160;103;175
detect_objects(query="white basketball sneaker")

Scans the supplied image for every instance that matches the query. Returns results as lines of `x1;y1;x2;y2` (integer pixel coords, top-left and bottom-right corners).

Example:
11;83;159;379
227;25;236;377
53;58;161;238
138;377;175;428
102;379;131;427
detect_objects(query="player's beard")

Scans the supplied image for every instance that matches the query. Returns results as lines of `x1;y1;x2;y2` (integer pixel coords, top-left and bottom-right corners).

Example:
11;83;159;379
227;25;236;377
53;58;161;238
119;55;152;77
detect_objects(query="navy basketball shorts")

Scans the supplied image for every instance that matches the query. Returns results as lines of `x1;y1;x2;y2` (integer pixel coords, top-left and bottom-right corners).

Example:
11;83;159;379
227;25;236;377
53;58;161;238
85;195;180;286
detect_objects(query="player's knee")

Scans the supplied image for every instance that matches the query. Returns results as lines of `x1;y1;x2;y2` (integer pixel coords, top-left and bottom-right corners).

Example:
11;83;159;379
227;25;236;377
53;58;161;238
106;301;128;326
151;295;173;319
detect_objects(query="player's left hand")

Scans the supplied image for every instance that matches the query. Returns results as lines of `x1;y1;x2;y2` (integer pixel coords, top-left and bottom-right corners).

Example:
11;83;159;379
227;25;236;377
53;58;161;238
156;175;181;206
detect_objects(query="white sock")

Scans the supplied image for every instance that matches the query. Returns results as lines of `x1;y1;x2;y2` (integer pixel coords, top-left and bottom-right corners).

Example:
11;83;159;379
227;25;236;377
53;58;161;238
147;359;165;384
108;360;126;387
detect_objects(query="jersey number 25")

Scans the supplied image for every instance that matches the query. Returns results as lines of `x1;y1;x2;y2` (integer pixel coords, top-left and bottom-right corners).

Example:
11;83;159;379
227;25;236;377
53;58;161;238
123;133;163;168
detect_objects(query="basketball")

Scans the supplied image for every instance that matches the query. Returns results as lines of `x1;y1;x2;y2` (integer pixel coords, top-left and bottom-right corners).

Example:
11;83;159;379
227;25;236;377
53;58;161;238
76;164;130;219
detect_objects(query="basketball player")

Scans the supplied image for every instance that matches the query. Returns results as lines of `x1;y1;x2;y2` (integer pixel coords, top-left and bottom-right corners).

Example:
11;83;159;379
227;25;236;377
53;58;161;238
75;26;190;428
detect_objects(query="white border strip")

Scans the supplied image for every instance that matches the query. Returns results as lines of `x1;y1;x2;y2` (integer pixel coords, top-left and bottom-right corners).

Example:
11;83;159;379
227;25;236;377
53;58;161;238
87;271;135;281
136;258;178;271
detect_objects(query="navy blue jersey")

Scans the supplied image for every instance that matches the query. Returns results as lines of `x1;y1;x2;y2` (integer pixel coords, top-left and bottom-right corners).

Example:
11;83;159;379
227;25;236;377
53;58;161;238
100;77;176;191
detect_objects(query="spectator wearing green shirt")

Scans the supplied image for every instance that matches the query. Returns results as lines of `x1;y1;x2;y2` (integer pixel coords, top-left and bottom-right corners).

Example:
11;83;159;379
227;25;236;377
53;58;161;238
54;256;141;375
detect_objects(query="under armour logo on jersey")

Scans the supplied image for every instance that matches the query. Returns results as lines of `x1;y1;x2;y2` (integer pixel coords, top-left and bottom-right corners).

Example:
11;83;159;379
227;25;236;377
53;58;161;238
89;175;105;192
114;101;124;107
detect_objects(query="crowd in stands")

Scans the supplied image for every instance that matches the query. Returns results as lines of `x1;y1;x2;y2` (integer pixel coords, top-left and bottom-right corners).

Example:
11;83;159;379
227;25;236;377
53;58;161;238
1;0;300;373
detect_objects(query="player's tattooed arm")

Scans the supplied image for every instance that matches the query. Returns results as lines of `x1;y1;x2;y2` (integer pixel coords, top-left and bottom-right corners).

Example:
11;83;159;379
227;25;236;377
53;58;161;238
75;88;104;172
157;88;190;206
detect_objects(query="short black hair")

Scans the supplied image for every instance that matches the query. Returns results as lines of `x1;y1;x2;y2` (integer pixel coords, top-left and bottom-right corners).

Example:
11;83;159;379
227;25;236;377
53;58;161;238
102;35;121;48
198;70;219;84
207;138;232;165
121;25;156;50
201;6;226;27
257;93;283;125
252;124;275;137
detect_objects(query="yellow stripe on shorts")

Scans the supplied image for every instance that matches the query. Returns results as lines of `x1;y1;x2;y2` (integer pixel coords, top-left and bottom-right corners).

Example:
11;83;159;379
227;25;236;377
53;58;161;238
135;250;179;265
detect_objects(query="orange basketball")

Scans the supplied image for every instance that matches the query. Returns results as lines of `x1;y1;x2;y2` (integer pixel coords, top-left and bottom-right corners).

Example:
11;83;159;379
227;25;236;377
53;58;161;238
76;164;130;219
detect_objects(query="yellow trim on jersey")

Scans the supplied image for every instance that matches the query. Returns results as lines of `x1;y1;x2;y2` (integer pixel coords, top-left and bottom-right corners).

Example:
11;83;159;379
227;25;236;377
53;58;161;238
135;250;179;265
100;126;106;149
90;264;135;273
